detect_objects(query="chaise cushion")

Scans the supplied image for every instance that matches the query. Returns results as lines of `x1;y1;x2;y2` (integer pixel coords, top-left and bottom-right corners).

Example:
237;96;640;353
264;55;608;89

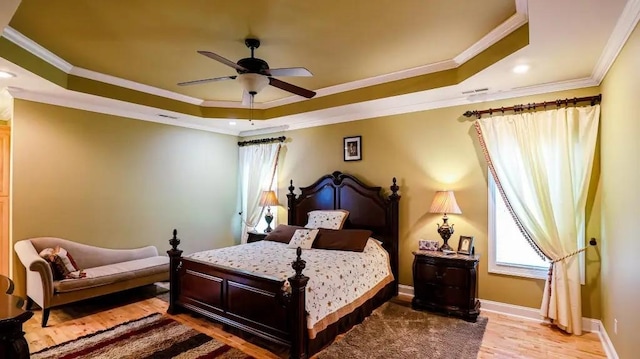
53;256;169;293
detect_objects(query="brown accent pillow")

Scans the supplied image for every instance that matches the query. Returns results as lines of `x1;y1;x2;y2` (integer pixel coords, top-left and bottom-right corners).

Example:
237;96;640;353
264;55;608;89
39;246;86;280
264;224;306;244
312;229;373;252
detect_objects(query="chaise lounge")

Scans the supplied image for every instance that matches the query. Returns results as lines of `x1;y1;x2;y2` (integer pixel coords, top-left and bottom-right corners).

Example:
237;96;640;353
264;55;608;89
14;237;169;326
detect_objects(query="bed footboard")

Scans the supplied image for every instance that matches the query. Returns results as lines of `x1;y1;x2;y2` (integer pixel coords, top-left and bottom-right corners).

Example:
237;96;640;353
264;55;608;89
167;230;310;359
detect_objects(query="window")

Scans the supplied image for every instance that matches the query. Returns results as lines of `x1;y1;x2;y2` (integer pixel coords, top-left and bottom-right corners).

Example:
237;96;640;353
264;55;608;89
488;173;549;279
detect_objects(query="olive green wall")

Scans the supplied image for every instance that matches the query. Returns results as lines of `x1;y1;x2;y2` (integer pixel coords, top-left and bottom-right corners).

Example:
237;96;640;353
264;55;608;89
274;87;602;318
600;22;640;358
11;100;240;294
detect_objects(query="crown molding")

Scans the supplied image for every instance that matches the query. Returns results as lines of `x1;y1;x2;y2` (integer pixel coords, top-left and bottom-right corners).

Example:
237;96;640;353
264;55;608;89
2;27;73;73
454;11;528;65
201;98;267;109
8;69;599;138
262;60;458;109
239;125;289;137
263;77;598;134
503;77;599;98
591;0;640;83
70;67;206;106
9;89;240;136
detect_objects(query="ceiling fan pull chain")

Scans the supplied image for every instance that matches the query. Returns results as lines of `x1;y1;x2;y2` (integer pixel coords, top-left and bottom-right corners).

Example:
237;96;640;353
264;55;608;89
250;93;254;125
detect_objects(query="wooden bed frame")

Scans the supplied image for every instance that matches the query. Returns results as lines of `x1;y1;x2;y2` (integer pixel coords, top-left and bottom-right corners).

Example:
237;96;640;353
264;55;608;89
167;171;400;359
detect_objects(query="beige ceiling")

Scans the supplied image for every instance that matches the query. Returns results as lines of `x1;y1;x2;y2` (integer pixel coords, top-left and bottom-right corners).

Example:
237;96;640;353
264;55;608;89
8;0;515;103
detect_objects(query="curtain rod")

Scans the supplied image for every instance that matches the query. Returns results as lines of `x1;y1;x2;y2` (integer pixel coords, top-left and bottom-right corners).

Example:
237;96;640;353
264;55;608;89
463;94;602;119
237;136;286;147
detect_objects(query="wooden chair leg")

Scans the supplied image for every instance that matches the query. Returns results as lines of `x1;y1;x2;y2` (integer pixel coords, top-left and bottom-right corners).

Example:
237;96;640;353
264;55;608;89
42;308;50;327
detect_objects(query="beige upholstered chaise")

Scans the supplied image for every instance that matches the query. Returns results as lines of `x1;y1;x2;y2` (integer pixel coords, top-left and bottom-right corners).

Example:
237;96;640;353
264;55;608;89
14;237;169;326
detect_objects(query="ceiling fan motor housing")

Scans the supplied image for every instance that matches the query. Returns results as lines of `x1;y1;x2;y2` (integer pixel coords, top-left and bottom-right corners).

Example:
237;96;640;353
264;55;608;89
237;57;270;75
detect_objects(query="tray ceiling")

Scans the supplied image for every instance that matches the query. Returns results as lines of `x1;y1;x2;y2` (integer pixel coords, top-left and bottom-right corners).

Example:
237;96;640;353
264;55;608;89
0;0;636;135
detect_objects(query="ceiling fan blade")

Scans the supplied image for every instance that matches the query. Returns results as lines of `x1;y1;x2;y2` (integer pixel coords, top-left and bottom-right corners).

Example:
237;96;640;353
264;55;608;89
177;75;237;86
268;77;316;98
197;51;247;72
241;90;252;107
268;67;313;77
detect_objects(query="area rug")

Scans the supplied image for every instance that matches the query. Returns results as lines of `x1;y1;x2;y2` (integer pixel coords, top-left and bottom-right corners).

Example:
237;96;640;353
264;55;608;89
31;313;254;359
316;301;488;359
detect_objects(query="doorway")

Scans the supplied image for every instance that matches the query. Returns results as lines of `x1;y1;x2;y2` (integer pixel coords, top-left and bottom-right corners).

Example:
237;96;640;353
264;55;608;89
0;125;9;276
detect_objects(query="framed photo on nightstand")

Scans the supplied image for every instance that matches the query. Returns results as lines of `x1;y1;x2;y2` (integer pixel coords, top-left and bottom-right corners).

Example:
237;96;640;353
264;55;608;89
457;235;474;255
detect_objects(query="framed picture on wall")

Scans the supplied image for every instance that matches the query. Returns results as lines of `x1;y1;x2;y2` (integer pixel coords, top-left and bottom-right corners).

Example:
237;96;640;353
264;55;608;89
343;136;362;161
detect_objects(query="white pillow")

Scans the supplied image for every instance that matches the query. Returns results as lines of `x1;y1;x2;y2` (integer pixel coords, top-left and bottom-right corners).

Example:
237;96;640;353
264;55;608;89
288;229;319;250
305;210;349;230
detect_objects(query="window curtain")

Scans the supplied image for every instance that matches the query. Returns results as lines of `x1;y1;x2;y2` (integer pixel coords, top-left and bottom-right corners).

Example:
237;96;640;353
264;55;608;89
238;143;281;243
474;105;599;335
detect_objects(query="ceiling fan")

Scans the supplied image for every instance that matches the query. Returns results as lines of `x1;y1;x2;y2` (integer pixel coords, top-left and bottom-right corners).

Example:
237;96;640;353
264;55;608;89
178;38;316;105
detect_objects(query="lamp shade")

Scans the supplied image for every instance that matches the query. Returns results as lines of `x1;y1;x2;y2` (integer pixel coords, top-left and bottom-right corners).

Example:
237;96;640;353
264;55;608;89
429;190;462;214
259;190;280;207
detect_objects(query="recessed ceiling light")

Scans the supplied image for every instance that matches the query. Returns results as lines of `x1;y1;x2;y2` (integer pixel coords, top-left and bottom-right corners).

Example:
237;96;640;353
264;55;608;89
229;121;237;126
512;65;530;74
0;71;16;79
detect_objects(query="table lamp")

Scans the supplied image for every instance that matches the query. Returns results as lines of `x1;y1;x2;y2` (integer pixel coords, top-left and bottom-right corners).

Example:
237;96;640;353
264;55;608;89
259;190;280;233
429;190;462;251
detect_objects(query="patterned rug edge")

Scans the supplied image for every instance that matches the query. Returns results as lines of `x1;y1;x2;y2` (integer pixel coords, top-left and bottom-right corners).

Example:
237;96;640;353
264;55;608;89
31;312;255;358
30;312;163;355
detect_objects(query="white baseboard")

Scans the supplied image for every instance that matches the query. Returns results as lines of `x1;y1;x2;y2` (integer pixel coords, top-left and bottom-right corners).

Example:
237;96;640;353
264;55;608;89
598;323;619;359
398;284;414;301
397;284;618;358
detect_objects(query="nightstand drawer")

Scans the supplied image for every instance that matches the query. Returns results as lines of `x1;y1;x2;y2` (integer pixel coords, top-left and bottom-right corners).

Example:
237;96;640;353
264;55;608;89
441;287;470;308
414;263;438;283
441;267;469;287
414;263;469;287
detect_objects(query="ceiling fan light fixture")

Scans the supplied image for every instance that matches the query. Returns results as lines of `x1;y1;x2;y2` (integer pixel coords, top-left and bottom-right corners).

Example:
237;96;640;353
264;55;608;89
238;73;269;95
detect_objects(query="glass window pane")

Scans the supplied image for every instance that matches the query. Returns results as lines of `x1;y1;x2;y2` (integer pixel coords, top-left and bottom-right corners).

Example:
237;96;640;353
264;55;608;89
494;188;548;269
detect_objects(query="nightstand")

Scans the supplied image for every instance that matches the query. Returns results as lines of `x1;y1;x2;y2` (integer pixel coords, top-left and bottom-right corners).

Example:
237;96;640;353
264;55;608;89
247;231;268;243
412;250;480;321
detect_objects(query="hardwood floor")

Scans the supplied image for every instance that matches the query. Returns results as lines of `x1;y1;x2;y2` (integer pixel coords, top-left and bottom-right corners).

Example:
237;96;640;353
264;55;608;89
24;286;606;359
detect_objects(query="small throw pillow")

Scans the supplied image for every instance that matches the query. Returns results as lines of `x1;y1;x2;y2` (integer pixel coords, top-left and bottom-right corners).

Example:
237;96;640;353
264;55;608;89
305;210;349;230
39;246;85;280
288;229;319;250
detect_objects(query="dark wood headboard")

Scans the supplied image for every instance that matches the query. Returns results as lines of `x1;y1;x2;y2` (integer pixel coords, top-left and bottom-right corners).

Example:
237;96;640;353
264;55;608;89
286;171;400;294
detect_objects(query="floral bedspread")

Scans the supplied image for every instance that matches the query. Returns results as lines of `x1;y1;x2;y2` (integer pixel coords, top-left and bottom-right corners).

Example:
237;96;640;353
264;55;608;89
187;239;393;337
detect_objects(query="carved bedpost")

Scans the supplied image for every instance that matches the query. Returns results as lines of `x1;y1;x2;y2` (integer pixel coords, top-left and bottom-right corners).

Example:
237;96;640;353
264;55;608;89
389;177;401;296
288;247;309;359
287;179;297;225
167;229;183;315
